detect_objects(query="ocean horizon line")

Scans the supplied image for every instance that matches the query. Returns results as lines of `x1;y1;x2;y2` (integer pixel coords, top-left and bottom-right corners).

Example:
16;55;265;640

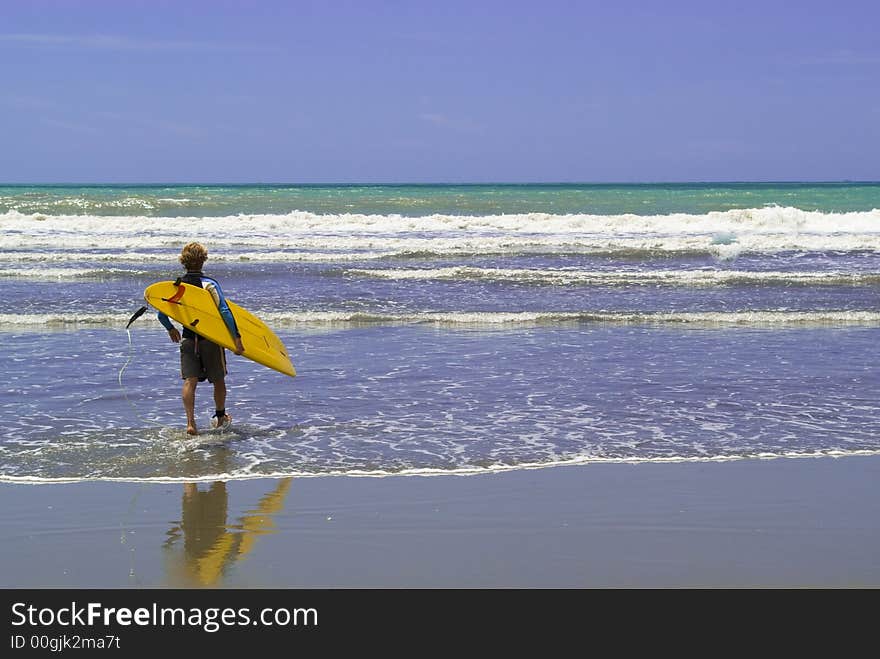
2;180;879;188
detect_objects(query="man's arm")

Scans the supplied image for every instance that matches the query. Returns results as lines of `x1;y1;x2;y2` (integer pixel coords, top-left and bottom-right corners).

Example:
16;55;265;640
158;312;181;343
203;278;244;354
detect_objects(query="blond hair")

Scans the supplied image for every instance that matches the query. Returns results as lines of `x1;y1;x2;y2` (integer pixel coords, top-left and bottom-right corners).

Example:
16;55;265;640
179;242;208;270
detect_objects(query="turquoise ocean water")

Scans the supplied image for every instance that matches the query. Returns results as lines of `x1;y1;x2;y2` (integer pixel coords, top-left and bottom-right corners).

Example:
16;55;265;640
1;182;879;482
2;182;879;216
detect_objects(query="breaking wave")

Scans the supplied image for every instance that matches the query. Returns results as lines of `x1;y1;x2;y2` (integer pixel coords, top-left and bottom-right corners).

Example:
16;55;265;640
339;267;880;287
2;207;880;257
4;310;879;330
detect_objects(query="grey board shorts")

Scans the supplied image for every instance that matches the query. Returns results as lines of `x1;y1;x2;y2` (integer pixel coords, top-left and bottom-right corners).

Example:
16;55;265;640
180;337;227;383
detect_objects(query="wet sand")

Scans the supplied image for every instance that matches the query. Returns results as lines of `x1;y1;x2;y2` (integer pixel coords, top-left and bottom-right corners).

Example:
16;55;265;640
2;456;879;588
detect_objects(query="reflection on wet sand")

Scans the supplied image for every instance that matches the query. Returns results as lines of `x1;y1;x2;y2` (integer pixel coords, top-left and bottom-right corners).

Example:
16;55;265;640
163;477;293;586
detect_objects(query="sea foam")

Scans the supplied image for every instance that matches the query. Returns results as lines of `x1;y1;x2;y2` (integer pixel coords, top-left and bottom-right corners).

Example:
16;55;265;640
2;207;880;256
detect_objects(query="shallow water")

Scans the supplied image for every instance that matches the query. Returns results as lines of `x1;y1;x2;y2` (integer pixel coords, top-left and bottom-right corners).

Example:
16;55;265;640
2;324;877;482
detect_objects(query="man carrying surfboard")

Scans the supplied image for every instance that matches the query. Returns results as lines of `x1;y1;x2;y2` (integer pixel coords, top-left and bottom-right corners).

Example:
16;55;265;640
157;242;245;435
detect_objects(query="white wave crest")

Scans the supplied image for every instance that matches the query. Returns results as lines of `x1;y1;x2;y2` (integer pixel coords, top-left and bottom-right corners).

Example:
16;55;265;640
0;266;150;280
0;250;390;263
342;267;880;286
2;206;879;255
3;309;879;331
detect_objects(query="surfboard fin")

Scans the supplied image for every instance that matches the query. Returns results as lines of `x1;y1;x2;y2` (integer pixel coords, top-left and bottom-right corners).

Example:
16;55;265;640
162;282;186;304
125;306;148;329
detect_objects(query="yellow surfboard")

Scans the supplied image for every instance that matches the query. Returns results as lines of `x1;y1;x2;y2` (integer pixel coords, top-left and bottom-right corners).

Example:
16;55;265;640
144;281;296;378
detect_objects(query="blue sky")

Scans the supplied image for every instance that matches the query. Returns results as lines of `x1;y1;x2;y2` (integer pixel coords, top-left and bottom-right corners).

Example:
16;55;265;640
1;0;878;183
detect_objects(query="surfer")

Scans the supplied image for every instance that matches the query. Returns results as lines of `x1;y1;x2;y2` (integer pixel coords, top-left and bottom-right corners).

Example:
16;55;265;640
158;242;245;435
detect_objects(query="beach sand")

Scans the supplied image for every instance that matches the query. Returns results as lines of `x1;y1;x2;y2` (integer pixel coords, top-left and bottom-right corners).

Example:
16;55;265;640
2;456;878;588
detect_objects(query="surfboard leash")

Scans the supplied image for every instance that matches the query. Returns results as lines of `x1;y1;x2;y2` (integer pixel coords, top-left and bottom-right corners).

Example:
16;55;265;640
119;306;168;431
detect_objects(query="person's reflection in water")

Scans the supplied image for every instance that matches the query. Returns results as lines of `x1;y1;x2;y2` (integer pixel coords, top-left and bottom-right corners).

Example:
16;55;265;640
163;477;293;587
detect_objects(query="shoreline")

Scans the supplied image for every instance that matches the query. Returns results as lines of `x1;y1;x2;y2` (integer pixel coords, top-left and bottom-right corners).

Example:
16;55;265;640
4;449;880;485
2;455;878;588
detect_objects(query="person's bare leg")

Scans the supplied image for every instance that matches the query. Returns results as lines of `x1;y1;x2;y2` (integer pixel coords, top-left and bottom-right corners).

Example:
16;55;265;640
182;377;199;435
